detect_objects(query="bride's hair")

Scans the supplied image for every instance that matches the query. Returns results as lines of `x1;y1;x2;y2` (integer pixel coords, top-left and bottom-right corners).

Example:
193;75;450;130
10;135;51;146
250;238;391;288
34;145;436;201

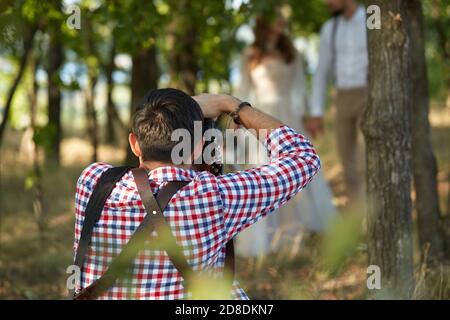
248;15;296;69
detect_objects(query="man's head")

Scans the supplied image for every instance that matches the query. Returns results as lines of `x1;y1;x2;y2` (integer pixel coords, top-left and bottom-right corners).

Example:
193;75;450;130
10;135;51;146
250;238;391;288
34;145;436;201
324;0;355;16
129;88;204;164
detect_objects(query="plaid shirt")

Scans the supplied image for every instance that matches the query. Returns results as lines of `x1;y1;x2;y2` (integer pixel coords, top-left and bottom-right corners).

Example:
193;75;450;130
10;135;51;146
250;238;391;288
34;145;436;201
74;126;320;299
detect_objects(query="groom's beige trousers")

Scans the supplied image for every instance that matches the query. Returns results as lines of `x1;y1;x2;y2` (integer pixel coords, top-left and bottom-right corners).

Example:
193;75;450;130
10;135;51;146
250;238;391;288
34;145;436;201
334;86;368;197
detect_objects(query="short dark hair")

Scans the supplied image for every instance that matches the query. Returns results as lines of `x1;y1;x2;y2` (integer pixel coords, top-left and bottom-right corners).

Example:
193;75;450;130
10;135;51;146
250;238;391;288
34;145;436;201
132;88;204;162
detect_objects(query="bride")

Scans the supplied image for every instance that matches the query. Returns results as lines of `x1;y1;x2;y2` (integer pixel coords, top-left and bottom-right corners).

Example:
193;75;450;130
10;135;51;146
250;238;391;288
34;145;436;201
234;14;336;257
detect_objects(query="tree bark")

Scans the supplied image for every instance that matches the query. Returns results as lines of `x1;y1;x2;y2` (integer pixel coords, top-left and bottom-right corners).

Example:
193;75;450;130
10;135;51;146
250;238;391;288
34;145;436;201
362;0;414;299
124;46;159;166
85;75;98;163
446;173;450;259
105;39;116;144
406;0;446;265
28;51;45;243
429;0;450;259
167;0;199;95
83;16;99;163
46;30;63;164
0;25;37;147
104;37;125;144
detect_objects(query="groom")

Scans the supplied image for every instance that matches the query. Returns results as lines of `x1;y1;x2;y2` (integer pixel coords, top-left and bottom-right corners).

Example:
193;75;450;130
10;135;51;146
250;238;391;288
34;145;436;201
307;0;368;199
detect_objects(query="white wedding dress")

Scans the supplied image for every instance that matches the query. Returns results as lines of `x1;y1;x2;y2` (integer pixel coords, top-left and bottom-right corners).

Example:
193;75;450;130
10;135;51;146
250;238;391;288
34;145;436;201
234;50;337;257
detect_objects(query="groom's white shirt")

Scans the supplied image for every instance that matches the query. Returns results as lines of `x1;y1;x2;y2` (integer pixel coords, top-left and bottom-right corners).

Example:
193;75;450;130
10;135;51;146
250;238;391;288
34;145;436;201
310;5;368;117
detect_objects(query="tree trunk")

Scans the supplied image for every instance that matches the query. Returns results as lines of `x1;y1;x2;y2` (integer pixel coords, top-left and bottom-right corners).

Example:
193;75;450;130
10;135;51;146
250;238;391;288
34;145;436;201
406;0;446;265
429;0;450;259
362;0;414;299
46;30;63;165
82;14;101;163
85;76;98;163
167;0;199;95
28;51;45;243
446;173;450;259
124;46;159;166
0;25;37;147
105;40;116;144
104;37;125;144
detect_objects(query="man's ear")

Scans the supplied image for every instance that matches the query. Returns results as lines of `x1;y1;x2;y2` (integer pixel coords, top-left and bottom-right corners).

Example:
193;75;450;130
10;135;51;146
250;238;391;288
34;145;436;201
129;132;141;158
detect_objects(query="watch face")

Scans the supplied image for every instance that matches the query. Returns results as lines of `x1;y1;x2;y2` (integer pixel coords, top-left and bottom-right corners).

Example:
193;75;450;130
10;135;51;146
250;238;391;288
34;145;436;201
238;102;251;108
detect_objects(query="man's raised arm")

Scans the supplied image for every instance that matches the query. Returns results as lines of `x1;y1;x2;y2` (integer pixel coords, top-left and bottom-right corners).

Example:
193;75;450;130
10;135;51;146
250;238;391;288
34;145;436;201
193;94;321;241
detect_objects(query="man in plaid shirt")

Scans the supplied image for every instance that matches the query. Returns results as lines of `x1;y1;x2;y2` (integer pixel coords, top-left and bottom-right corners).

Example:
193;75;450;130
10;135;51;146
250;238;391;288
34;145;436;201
74;88;320;299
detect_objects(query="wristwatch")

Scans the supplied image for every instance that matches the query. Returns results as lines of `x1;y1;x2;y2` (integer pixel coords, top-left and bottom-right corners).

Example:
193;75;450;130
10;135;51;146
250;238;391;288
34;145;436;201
229;101;252;125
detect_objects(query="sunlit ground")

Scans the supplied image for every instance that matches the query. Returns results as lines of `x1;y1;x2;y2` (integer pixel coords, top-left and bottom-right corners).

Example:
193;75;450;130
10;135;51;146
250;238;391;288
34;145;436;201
0;104;448;299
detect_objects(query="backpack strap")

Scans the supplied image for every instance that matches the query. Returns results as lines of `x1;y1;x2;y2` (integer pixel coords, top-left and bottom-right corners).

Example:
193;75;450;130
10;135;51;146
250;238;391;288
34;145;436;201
132;168;197;286
132;168;235;296
70;165;132;298
224;241;235;278
74;170;190;299
133;168;235;296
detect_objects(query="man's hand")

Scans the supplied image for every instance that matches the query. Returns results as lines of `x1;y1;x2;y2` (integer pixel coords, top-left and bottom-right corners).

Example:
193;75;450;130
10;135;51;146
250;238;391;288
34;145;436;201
194;93;284;141
305;117;324;139
192;94;241;119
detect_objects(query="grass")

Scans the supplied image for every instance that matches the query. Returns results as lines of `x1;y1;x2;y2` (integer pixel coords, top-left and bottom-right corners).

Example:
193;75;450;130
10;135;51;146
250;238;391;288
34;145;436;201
0;104;449;299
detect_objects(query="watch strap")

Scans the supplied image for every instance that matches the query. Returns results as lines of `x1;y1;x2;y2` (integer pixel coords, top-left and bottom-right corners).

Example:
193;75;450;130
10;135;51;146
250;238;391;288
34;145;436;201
229;101;251;125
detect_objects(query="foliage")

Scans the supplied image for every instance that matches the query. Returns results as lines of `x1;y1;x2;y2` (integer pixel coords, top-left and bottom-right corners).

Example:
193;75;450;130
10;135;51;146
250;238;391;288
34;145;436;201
423;0;450;103
0;0;449;301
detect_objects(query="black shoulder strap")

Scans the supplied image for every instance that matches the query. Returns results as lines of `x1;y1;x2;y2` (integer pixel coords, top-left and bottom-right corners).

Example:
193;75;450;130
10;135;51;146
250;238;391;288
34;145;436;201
73;167;235;299
132;168;196;284
74;169;190;299
132;168;235;295
71;165;132;298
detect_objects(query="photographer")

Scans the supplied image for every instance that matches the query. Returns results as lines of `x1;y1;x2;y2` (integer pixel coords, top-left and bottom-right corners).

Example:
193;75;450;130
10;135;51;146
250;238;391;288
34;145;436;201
73;88;320;299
